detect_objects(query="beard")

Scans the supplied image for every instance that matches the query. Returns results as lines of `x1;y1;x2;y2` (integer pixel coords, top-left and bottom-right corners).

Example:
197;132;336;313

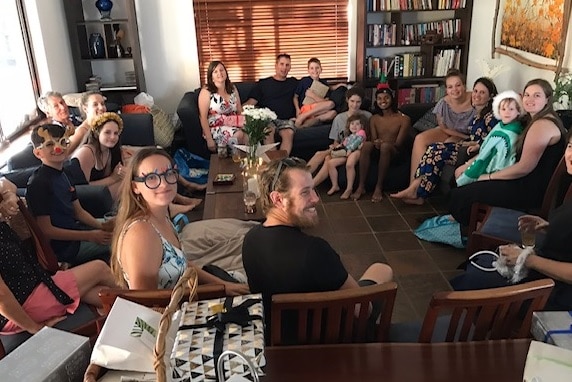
285;203;319;229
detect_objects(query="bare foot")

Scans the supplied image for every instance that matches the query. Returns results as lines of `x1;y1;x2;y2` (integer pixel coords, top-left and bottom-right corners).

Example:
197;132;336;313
327;186;340;195
389;188;416;200
340;189;352;200
371;189;383;203
351;187;365;201
179;178;207;191
402;197;425;205
173;195;203;211
300;118;319;129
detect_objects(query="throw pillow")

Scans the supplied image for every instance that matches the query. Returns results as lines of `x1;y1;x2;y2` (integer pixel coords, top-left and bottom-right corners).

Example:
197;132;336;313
412;108;437;132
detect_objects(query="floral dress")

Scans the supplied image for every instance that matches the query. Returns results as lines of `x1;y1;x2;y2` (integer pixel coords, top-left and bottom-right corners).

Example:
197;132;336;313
208;91;240;145
414;111;498;199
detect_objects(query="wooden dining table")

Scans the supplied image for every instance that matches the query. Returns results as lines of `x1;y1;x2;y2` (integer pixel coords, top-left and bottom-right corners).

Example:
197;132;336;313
261;339;531;381
94;339;532;381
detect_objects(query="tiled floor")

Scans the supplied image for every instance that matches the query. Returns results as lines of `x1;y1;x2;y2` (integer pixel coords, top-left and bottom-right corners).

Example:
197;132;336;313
186;184;466;324
305;186;466;324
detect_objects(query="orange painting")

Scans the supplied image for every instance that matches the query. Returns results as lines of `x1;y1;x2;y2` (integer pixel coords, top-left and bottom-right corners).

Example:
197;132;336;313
500;0;564;59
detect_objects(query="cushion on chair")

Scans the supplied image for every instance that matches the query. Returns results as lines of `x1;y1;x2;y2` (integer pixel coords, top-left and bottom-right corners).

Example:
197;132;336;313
479;207;525;244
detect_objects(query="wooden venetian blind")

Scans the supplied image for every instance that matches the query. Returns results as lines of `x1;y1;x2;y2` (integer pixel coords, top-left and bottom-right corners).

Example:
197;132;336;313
193;0;349;84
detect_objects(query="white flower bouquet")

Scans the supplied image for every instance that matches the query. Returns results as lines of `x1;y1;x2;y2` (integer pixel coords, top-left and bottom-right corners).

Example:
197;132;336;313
242;105;276;145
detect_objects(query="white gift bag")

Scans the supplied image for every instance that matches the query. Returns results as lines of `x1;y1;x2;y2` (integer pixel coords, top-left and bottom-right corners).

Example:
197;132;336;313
90;297;179;373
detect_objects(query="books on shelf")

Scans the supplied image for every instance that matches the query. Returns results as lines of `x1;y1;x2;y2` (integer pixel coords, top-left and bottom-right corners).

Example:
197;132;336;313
396;84;446;106
401;18;462;45
366;53;425;80
437;0;467;9
367;0;433;11
367;0;466;11
367;23;397;46
432;47;462;76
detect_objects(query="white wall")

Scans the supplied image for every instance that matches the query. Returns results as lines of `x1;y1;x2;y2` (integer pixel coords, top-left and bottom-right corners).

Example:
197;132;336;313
467;0;572;93
25;0;76;93
33;1;571;114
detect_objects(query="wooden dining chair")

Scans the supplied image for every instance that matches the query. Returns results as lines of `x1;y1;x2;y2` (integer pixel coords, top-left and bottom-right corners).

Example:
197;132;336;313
270;282;397;346
466;156;572;255
98;284;227;315
0;198;100;359
16;197;60;274
418;278;554;343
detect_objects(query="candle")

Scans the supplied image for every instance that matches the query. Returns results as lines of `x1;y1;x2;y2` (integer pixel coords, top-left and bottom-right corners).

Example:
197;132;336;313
247;176;259;197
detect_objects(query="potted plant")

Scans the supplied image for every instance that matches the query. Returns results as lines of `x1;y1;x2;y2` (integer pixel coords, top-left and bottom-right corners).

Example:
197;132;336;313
553;72;572;110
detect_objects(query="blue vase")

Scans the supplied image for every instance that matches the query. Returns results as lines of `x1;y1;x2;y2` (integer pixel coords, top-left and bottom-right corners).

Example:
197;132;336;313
95;0;113;20
89;33;105;59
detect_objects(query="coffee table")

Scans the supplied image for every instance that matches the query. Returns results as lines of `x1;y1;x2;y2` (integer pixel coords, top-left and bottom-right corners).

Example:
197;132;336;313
202;154;265;221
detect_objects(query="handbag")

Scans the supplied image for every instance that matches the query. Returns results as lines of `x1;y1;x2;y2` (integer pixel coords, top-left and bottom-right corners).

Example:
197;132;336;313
469;248;533;284
173;147;210;184
90;297;172;372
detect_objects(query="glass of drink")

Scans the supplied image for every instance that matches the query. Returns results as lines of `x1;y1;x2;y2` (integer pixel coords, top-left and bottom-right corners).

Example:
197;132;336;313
217;143;228;159
102;211;116;232
243;190;257;214
231;147;242;163
520;225;536;248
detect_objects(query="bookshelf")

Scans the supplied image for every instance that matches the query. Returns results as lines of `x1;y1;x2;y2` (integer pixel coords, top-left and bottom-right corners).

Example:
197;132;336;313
357;0;474;107
63;0;146;103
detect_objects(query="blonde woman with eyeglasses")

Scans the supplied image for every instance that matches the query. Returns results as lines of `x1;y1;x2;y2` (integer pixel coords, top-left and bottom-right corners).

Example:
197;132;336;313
111;147;250;294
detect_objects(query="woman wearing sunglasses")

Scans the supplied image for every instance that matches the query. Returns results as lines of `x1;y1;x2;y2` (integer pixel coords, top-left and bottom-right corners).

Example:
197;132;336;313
110;147;249;294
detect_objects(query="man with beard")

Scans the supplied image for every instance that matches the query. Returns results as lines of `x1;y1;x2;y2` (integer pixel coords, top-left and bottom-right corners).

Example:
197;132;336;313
242;157;393;335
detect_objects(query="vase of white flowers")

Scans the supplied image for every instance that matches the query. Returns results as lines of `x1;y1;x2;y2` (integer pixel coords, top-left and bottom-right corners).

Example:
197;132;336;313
241;105;276;161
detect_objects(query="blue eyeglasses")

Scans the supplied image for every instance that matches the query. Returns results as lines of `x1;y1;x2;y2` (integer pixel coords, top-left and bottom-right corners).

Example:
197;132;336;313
133;169;179;189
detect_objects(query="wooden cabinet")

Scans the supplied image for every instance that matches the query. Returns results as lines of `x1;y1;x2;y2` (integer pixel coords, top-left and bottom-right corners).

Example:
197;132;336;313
63;0;145;98
356;0;474;106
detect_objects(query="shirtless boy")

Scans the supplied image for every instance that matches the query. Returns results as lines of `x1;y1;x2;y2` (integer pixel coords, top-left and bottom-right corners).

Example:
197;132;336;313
351;87;410;202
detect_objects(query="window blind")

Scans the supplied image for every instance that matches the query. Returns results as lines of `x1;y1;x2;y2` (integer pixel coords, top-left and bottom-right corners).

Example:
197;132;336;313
193;0;349;84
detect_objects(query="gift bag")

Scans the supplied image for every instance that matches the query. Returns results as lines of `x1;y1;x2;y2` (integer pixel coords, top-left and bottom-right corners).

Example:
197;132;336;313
173;148;210;184
165;294;265;382
90;297;173;372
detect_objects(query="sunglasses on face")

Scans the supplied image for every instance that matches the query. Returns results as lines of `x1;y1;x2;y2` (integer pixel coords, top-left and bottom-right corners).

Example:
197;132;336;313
133;169;179;189
271;157;305;191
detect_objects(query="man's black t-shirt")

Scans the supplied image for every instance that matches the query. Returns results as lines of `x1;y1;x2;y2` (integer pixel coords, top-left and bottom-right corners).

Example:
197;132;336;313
247;77;298;119
242;224;348;341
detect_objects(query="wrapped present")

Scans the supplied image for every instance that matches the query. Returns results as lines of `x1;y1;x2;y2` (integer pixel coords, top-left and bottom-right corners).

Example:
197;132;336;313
0;327;90;382
170;294;265;382
531;311;572;351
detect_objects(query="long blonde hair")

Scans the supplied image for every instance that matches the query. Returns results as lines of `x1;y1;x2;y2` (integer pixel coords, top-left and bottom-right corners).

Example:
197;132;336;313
110;147;176;287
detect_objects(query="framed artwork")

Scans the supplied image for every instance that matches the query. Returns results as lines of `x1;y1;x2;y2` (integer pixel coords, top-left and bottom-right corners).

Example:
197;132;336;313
492;0;572;74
